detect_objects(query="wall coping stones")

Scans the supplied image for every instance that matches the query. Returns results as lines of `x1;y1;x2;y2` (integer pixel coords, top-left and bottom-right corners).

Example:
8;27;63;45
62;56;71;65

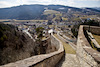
77;25;100;65
84;48;100;62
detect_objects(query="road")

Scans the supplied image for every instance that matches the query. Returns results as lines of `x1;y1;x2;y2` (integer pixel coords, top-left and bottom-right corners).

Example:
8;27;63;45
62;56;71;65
23;28;35;41
57;31;76;50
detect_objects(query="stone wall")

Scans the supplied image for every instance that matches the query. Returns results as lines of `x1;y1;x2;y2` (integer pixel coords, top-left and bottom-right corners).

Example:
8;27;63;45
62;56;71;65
0;33;64;67
84;25;100;35
77;25;100;67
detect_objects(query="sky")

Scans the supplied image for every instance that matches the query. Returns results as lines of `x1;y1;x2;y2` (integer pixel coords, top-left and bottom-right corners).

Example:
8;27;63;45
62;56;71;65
0;0;100;8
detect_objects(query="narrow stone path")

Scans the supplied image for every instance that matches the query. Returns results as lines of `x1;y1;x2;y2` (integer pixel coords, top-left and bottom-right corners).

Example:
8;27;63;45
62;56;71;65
54;33;81;67
56;54;81;67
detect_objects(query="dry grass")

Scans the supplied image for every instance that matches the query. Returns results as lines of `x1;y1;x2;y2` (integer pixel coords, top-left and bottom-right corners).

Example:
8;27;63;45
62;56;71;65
49;25;54;28
42;37;47;40
14;20;48;22
54;34;76;54
73;18;80;21
0;19;10;22
0;19;48;22
55;28;59;31
55;13;62;15
93;34;100;45
44;10;60;15
62;17;68;21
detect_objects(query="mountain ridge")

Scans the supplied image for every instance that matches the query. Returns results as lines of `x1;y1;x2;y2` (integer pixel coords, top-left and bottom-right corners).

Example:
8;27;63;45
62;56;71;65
0;4;100;20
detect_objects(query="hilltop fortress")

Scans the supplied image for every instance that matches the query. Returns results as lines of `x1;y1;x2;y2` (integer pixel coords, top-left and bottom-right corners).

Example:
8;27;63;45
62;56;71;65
0;25;100;67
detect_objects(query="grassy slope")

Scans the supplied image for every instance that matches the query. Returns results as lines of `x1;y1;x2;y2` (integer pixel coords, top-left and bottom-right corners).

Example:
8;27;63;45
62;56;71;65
43;10;60;15
93;34;100;45
54;34;76;54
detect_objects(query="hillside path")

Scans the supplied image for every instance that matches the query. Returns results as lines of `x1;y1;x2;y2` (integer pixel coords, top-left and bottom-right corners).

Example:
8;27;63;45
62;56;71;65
54;33;81;67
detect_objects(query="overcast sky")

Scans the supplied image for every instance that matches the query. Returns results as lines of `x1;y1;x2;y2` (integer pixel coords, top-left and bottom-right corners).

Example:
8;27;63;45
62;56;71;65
0;0;100;8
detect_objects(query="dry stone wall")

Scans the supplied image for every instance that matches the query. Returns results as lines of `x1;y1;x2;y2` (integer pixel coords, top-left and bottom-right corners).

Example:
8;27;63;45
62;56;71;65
77;25;100;67
84;25;100;35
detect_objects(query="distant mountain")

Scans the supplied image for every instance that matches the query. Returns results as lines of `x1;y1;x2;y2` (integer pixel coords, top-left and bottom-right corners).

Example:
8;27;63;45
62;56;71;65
92;7;100;11
0;5;45;20
0;4;100;20
84;8;100;12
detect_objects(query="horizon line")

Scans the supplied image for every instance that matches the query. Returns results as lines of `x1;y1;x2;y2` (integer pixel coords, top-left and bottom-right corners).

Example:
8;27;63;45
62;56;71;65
0;4;100;9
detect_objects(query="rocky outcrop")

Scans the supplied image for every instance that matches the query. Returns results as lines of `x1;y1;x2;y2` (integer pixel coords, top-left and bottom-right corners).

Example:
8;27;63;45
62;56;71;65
0;23;61;66
0;23;35;65
0;33;64;67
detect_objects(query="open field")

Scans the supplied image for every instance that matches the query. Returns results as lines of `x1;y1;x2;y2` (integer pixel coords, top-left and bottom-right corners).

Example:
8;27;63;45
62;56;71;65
14;20;48;22
44;10;60;15
42;37;47;40
49;25;55;28
0;19;10;22
0;19;48;22
62;17;68;21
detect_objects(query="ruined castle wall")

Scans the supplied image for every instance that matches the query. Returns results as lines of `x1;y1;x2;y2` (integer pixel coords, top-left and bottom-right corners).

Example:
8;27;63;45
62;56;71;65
84;25;100;35
77;25;100;67
0;33;64;67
